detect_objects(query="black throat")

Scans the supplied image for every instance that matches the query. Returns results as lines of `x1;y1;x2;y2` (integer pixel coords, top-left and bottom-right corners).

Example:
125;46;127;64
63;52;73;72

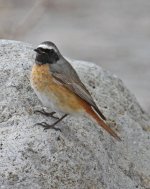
35;49;60;64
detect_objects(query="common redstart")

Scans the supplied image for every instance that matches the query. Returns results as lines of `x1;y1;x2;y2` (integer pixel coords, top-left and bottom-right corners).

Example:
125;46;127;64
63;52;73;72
30;41;121;141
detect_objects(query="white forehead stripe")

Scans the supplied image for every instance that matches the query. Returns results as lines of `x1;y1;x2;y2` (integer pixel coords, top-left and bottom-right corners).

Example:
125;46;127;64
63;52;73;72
38;44;55;50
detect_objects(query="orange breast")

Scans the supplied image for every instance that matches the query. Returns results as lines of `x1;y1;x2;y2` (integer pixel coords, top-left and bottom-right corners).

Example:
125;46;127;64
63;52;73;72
31;64;85;113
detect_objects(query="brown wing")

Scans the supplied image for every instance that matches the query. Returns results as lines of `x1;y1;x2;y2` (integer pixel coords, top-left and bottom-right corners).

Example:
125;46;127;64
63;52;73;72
52;72;106;121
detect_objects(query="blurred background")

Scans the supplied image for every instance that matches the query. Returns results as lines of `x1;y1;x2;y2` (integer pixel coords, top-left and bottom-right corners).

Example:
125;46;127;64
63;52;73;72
0;0;150;112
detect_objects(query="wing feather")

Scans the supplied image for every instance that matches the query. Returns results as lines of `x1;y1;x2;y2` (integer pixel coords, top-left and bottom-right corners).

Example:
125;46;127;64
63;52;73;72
52;72;106;120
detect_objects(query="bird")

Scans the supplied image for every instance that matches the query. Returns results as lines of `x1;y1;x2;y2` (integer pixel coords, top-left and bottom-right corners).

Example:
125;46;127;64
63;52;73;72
30;41;121;141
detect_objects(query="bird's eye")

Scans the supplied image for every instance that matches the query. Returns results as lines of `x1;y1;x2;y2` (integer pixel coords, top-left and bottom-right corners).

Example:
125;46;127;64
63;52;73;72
34;47;45;54
38;47;44;53
35;47;56;55
40;48;52;54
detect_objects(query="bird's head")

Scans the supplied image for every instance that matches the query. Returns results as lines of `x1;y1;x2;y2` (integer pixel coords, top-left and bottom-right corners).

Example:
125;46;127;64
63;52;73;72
34;41;60;65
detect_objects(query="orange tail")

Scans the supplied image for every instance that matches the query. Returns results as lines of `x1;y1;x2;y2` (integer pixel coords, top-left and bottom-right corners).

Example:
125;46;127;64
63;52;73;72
85;106;121;141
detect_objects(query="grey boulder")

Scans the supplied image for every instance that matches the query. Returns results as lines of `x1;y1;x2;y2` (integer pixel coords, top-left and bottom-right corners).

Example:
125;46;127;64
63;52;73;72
0;40;150;189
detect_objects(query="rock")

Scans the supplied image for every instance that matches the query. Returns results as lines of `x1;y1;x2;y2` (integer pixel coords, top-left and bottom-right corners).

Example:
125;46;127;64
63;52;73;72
0;40;150;189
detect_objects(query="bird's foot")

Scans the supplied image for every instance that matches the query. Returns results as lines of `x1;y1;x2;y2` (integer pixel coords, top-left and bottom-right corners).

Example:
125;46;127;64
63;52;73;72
35;122;61;132
34;109;59;119
34;114;68;132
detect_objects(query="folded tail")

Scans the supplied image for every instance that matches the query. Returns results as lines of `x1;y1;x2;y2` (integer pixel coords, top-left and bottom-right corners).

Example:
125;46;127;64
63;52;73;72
85;106;121;141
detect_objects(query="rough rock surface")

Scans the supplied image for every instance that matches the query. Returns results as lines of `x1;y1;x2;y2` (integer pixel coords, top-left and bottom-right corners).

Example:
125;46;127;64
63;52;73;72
0;40;150;189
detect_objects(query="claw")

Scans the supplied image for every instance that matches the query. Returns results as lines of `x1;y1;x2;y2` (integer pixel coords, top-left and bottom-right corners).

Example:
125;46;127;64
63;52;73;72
34;114;67;132
34;122;61;132
43;125;61;132
34;109;59;119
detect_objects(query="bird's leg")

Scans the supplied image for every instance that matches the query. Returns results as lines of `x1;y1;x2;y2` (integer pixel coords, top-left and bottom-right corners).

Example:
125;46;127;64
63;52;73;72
35;114;68;131
34;108;59;119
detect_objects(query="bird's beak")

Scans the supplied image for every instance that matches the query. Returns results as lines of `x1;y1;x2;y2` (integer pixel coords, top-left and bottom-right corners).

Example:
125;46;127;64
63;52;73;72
34;48;38;53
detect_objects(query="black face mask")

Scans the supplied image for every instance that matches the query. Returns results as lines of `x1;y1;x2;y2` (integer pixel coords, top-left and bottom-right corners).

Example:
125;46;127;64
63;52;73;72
35;48;59;64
